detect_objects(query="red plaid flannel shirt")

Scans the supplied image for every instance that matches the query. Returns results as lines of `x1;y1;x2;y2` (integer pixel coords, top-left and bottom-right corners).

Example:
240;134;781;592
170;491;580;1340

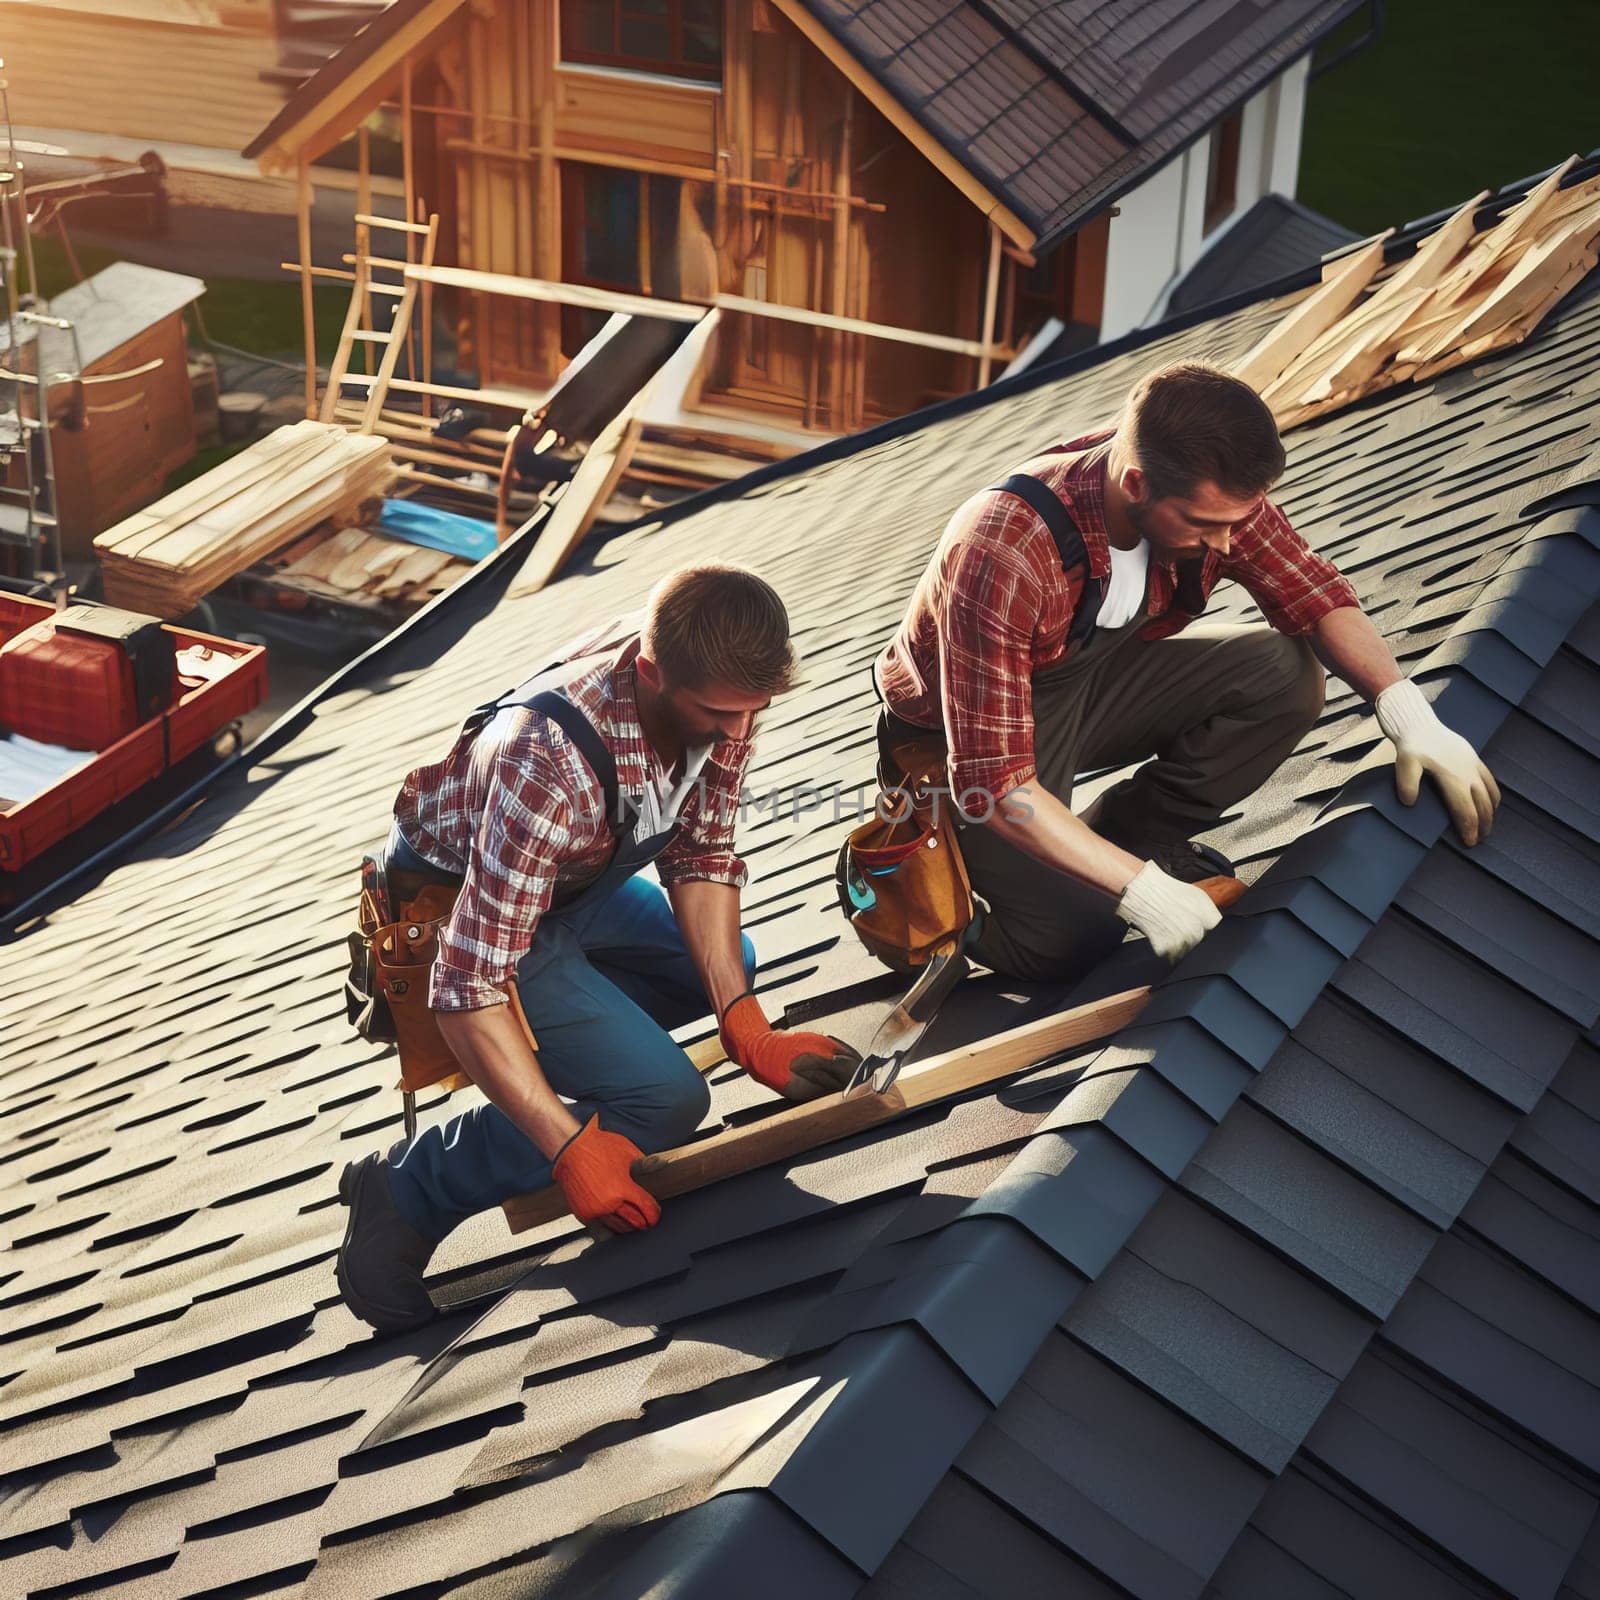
395;636;751;1012
874;428;1358;809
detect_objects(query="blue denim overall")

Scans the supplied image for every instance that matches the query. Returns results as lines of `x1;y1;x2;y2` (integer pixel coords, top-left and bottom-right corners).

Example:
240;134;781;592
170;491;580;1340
385;663;756;1244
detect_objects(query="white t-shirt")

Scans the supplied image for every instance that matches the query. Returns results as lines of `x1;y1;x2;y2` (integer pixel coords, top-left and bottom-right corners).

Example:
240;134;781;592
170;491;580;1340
635;742;713;840
1097;539;1150;630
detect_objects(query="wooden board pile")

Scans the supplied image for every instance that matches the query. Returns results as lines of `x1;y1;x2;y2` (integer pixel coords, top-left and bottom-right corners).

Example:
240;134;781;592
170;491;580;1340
1237;158;1600;430
95;420;395;617
261;523;474;612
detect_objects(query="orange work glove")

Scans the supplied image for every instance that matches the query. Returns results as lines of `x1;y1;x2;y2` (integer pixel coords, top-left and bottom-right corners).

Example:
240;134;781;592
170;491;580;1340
719;991;861;1102
551;1115;660;1232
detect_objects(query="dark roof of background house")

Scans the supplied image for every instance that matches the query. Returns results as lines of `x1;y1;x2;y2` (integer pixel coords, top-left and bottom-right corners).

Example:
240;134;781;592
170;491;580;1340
245;0;1362;253
1168;192;1361;316
3;165;1600;1598
798;0;1363;249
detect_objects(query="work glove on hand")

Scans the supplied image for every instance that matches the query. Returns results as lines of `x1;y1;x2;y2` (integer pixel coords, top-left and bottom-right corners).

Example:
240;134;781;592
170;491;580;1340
1375;679;1501;846
719;992;862;1102
1116;861;1222;962
551;1115;660;1232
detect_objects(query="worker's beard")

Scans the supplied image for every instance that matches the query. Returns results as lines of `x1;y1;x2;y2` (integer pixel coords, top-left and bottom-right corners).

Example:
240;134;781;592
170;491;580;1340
1124;496;1159;549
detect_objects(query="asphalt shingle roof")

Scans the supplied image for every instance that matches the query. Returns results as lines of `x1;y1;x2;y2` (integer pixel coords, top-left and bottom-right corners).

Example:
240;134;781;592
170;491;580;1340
4;163;1600;1597
796;0;1363;248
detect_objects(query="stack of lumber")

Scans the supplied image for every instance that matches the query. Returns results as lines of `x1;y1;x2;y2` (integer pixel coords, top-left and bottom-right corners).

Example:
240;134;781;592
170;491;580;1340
95;421;395;618
259;523;474;612
1237;158;1600;431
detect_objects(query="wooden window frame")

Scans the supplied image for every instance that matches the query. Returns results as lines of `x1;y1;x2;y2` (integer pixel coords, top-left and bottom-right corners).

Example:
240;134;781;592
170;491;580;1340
560;0;723;84
1203;108;1244;236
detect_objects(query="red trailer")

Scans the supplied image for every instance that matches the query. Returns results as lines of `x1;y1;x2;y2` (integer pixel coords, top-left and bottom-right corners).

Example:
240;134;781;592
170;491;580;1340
0;593;267;872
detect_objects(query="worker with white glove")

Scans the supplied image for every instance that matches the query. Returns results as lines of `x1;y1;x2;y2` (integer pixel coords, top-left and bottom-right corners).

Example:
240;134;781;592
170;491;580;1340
1373;678;1501;846
870;360;1502;986
1114;862;1223;962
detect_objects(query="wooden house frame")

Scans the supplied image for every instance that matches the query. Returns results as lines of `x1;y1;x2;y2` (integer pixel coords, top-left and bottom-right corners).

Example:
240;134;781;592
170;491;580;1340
244;0;1073;437
245;0;1357;440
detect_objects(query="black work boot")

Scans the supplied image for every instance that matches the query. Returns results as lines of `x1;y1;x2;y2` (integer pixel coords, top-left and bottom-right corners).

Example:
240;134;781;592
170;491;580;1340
337;1153;437;1334
1141;838;1236;884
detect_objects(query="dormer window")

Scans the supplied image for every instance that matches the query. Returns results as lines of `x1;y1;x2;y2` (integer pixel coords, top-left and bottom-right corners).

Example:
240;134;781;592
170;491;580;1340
562;0;723;83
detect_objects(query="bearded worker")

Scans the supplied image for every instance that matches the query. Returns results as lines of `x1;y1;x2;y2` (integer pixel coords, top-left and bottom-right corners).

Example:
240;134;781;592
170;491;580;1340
339;564;859;1333
873;360;1500;981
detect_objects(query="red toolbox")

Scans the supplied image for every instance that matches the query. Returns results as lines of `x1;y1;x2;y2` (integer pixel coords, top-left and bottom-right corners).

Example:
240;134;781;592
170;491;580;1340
0;604;176;751
0;594;267;871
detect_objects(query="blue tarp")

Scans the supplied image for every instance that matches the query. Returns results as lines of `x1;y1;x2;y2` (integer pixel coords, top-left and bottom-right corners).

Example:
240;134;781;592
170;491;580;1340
378;499;499;562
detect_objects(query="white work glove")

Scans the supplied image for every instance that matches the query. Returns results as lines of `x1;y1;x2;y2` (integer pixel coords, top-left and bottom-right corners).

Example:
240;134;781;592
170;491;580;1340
1115;861;1222;962
1374;679;1501;846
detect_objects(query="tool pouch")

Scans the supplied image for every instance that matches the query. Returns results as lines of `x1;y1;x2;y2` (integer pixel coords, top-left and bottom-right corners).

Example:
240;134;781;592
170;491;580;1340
345;853;469;1093
834;729;975;975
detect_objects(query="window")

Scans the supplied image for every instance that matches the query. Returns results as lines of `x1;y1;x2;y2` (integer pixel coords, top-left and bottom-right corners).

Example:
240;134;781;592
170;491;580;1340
562;0;722;82
559;164;693;354
1203;109;1243;235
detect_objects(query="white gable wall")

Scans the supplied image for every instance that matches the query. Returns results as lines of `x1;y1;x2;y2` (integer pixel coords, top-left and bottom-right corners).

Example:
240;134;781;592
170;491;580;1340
1098;55;1312;338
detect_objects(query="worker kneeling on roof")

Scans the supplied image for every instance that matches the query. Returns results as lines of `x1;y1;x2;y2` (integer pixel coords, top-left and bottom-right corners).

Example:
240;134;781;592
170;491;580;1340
873;360;1501;981
339;565;858;1334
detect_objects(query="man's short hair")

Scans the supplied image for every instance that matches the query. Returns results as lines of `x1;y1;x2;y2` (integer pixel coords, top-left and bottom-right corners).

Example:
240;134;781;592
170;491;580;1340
1118;360;1286;502
643;564;798;695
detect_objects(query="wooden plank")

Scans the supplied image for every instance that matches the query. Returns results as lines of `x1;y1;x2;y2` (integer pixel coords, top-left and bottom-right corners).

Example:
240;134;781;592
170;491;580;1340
1398;181;1600;376
297;160;316;419
714;293;995;359
1301;190;1490;401
1408;225;1600;383
406;261;703;322
508;309;723;596
506;393;648;594
977;221;1002;387
1233;232;1392;397
501;984;1152;1233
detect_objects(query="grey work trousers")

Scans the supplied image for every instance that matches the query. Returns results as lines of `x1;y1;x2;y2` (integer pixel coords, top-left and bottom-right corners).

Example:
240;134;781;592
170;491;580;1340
952;616;1325;982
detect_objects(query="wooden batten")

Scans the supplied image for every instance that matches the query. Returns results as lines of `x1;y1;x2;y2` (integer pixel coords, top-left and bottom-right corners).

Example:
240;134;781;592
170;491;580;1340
501;984;1153;1233
1233;232;1392;396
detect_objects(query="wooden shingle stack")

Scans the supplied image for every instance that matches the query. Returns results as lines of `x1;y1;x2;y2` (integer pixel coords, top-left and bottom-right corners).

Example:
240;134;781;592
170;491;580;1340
94;420;395;618
1237;158;1600;430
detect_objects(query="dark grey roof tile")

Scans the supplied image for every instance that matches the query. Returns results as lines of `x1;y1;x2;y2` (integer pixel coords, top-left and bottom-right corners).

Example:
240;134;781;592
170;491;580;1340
1397;851;1600;1024
1181;1104;1438;1317
864;1469;1126;1599
1034;1057;1214;1179
1382;1234;1600;1472
966;1124;1165;1278
1131;975;1286;1069
786;1216;1082;1403
1489;709;1600;844
1166;911;1345;1028
1333;917;1572;1109
1085;1019;1256;1122
1246;1037;1485;1227
1067;1193;1370;1471
1221;1462;1498;1600
1461;1154;1600;1314
958;1330;1268;1599
1458;795;1600;942
1303;1353;1597;1597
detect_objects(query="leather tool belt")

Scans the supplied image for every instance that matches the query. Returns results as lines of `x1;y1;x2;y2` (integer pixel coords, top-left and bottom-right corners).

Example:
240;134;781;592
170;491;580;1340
834;724;975;975
345;848;484;1094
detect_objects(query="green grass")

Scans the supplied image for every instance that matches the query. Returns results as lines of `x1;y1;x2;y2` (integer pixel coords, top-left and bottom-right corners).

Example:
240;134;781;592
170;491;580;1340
26;234;348;365
1300;0;1598;233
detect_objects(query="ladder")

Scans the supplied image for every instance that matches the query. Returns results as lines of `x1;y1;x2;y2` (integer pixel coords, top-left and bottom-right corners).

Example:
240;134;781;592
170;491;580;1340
320;210;440;433
0;72;76;588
